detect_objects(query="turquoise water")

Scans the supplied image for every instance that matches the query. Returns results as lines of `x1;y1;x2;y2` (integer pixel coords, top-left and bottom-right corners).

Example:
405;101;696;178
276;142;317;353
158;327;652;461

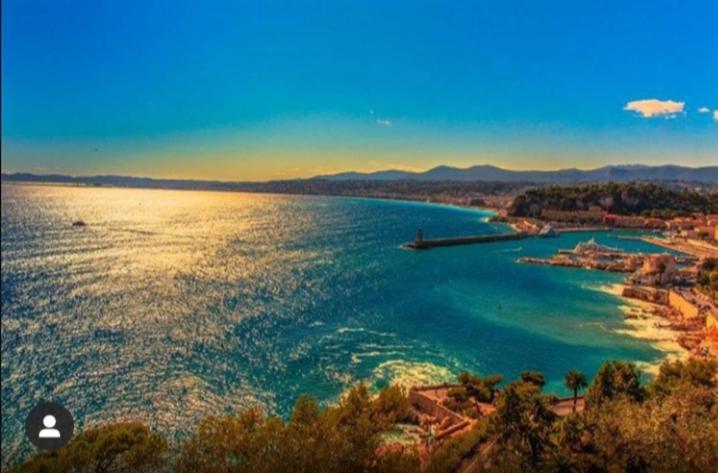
1;184;668;464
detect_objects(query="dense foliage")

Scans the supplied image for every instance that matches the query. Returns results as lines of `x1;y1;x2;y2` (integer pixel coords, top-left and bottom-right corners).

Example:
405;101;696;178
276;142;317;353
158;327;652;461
9;422;167;473
697;258;718;301
175;385;417;473
11;386;418;473
424;420;490;473
508;182;718;218
10;360;718;472
486;358;718;473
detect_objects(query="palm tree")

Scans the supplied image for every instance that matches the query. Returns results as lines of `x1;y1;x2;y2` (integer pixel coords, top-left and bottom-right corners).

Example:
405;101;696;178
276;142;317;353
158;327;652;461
564;370;588;413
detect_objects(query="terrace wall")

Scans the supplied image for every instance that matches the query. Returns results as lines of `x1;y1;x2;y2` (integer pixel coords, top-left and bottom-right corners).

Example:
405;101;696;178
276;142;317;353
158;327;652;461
669;289;701;320
408;387;470;441
622;286;668;305
408;389;465;425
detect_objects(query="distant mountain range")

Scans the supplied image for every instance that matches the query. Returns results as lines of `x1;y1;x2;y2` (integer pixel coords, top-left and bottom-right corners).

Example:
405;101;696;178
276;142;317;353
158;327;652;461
2;165;717;191
315;164;718;183
1;172;239;190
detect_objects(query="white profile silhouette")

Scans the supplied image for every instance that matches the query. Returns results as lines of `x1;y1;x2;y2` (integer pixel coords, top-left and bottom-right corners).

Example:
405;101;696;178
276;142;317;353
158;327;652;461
38;415;61;438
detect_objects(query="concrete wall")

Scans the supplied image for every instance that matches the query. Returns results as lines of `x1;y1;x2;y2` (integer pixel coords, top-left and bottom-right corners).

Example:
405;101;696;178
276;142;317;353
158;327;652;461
408;389;464;425
622;286;668;305
669;289;701;320
408;388;470;440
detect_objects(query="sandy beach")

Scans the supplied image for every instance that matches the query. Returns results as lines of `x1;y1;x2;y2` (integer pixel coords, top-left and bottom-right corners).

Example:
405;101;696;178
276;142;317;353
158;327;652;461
598;283;689;374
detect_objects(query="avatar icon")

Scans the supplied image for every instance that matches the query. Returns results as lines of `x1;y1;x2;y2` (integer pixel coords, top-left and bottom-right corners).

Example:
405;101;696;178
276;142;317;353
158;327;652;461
38;415;61;438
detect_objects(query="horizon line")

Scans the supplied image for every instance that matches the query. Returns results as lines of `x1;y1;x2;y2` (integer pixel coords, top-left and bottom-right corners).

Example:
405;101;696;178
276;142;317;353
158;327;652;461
3;162;718;184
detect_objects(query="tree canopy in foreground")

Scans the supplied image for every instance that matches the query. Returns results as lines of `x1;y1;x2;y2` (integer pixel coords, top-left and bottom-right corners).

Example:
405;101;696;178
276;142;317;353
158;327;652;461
10;359;718;473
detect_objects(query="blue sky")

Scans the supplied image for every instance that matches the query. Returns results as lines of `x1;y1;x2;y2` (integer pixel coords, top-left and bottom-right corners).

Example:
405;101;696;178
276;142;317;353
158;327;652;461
2;0;717;180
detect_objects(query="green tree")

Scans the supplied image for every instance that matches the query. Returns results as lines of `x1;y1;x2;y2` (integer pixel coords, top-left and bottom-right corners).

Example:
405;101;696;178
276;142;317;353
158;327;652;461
563;370;588;412
457;372;503;403
371;385;411;428
330;383;381;473
584;390;718;472
585;360;644;407
176;407;284;473
176;384;413;473
454;372;503;418
520;371;546;389
373;448;420;473
10;422;167;473
493;380;556;468
710;271;718;300
651;358;718;399
697;259;718;301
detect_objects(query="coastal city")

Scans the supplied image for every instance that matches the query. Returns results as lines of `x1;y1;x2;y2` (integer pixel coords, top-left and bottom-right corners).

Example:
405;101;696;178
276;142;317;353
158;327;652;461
4;0;718;471
3;177;718;472
505;206;718;356
393;198;718;469
503;206;718;361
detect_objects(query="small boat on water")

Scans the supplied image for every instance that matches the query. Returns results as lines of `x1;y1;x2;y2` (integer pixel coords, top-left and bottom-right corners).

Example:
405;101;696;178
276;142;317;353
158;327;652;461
538;224;558;238
72;220;87;227
498;247;523;253
574;238;619;253
558;238;620;255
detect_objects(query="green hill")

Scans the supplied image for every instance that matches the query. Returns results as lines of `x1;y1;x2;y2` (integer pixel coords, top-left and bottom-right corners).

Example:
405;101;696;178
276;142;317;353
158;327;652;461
508;182;718;219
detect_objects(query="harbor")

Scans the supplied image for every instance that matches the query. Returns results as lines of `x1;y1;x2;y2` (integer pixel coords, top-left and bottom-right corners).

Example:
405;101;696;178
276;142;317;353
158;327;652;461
519;237;718;358
518;238;696;272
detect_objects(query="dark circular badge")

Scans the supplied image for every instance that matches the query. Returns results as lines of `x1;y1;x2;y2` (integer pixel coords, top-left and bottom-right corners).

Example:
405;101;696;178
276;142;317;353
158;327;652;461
25;402;75;451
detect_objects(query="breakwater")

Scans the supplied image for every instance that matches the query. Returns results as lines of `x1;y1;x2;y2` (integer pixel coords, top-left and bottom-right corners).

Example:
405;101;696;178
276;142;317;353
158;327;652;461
405;231;530;250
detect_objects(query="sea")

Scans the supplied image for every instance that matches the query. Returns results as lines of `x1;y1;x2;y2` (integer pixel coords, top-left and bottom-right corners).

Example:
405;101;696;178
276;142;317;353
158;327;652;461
1;183;678;464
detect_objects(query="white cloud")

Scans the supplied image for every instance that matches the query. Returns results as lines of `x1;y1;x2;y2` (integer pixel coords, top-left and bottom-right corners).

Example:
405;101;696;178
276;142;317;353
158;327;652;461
714;110;718;122
698;107;710;113
376;118;392;126
623;99;685;118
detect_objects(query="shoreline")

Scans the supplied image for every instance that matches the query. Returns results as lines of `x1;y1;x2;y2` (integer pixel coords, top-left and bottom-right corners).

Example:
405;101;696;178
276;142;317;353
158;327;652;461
8;181;713;248
640;235;718;259
3;178;502;216
598;283;689;374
